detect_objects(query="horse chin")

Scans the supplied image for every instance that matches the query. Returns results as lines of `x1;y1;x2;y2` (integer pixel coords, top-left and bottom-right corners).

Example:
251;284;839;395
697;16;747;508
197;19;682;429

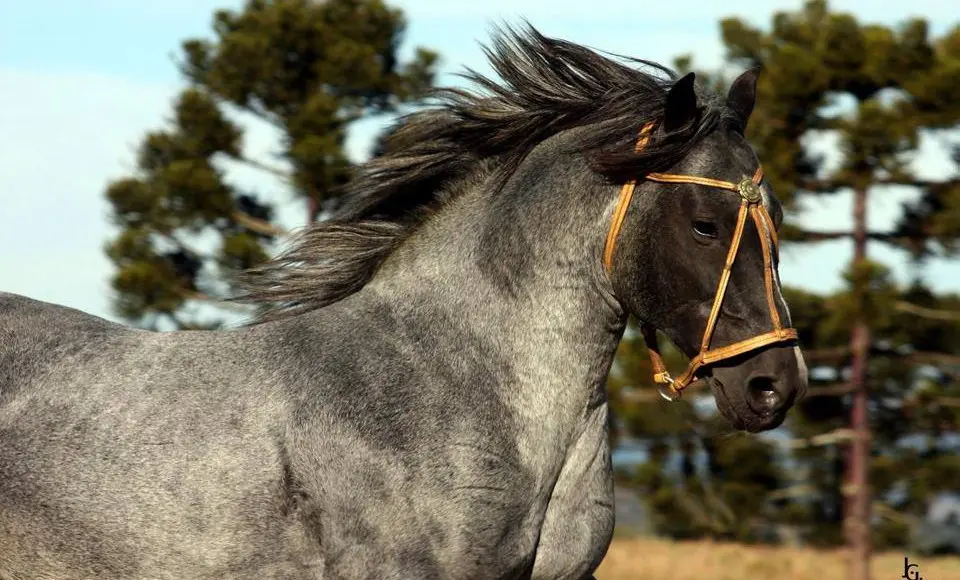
708;377;786;434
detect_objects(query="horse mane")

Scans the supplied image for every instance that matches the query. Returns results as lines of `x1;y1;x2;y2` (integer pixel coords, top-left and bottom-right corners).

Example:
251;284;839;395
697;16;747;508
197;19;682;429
235;23;728;322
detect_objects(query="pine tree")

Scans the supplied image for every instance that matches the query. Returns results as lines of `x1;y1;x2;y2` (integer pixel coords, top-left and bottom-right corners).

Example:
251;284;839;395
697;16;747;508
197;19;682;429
712;2;960;577
104;0;438;329
782;283;960;552
611;4;960;569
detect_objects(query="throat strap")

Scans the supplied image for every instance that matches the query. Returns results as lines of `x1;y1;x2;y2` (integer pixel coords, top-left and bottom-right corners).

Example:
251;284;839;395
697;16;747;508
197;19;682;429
603;123;798;401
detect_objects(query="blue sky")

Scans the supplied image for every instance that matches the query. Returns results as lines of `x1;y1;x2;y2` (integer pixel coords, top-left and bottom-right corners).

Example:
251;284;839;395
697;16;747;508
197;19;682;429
1;0;957;322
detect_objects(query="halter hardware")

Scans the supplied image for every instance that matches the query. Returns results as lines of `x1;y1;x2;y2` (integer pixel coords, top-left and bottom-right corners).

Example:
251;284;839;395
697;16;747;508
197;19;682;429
603;122;798;402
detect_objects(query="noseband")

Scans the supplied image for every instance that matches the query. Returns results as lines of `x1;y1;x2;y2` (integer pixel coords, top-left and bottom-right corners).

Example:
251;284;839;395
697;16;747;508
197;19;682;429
603;122;798;402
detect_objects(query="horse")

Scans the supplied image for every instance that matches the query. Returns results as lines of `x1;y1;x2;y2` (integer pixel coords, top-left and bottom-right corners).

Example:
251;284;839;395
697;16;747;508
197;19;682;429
0;25;807;580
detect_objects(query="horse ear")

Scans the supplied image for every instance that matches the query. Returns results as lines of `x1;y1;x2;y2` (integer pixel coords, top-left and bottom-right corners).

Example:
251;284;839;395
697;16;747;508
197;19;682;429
726;66;761;128
662;72;698;133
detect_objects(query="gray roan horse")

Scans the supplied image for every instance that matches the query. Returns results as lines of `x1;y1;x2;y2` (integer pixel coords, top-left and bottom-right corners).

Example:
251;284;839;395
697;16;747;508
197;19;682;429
0;26;808;580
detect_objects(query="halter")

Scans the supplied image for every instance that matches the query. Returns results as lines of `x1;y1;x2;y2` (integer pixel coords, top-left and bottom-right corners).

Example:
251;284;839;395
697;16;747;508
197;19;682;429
603;122;798;402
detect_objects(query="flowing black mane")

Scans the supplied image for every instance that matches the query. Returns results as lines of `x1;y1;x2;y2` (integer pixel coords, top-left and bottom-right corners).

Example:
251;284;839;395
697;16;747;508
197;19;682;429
236;24;731;321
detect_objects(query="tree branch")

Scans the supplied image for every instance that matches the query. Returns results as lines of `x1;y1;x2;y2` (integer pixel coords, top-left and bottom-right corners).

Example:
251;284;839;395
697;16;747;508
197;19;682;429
909;352;960;366
872;502;918;525
241;103;285;129
802;347;960;366
785;228;899;243
767;484;818;501
617;388;712;404
160;233;213;263
804;382;855;398
784;428;858;449
894;300;960;322
799;177;939;193
178;289;251;312
802;347;851;362
211;93;285;131
233;154;293;182
231;210;289;237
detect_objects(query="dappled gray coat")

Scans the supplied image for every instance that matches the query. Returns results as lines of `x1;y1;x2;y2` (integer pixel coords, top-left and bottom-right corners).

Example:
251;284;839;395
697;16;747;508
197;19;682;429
0;25;806;580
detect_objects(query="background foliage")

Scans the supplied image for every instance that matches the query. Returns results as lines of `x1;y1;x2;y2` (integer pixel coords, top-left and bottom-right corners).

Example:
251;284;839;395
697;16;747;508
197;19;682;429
104;0;438;330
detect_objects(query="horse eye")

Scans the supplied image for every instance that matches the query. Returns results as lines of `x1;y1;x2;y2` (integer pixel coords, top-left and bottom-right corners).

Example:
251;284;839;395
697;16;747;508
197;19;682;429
692;220;718;239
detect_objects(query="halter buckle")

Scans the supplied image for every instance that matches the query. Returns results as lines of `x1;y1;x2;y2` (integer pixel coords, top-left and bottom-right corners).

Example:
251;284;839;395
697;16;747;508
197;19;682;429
737;178;762;203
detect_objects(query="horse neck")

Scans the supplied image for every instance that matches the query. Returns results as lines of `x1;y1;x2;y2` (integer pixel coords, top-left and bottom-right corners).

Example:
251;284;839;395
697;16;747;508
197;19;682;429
362;164;626;467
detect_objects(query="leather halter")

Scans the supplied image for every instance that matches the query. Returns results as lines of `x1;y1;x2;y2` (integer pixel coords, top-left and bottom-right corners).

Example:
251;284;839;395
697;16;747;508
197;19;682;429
603;122;798;402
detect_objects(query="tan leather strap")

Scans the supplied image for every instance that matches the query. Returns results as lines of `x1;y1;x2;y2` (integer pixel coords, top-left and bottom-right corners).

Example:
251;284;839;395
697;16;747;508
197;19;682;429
640;323;671;384
753;204;783;331
667;328;799;393
602;123;654;270
603;124;797;401
699;200;750;354
646;173;742;190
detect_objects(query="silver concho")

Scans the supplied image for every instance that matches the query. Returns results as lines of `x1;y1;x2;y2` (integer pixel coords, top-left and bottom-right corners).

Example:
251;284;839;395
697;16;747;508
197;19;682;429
737;178;762;203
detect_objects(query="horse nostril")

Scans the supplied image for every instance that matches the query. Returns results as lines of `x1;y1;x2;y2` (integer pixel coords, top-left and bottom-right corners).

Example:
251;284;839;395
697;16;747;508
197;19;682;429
747;375;781;414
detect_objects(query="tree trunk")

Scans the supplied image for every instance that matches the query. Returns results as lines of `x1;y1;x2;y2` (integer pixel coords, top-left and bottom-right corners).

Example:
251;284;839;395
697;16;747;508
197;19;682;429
845;186;872;580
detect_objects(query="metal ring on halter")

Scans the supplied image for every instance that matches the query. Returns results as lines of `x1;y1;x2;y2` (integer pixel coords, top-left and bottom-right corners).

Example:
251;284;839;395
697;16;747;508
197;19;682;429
657;376;682;402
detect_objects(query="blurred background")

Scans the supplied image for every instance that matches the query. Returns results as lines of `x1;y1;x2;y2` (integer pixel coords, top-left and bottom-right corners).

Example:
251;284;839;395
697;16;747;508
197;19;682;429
1;1;957;578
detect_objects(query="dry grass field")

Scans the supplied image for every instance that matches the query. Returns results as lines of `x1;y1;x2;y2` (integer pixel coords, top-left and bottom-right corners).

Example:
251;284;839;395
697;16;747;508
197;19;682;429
596;537;960;580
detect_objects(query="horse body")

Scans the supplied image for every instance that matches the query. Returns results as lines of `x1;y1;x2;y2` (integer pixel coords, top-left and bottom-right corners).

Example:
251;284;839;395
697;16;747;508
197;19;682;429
0;25;807;579
0;175;621;578
0;293;310;578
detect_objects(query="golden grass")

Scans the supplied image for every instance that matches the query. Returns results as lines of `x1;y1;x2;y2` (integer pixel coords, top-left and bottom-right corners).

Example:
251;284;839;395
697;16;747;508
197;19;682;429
596;537;960;580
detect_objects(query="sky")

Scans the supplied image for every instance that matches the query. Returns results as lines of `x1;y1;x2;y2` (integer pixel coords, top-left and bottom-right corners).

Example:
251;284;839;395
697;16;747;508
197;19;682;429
1;0;958;322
